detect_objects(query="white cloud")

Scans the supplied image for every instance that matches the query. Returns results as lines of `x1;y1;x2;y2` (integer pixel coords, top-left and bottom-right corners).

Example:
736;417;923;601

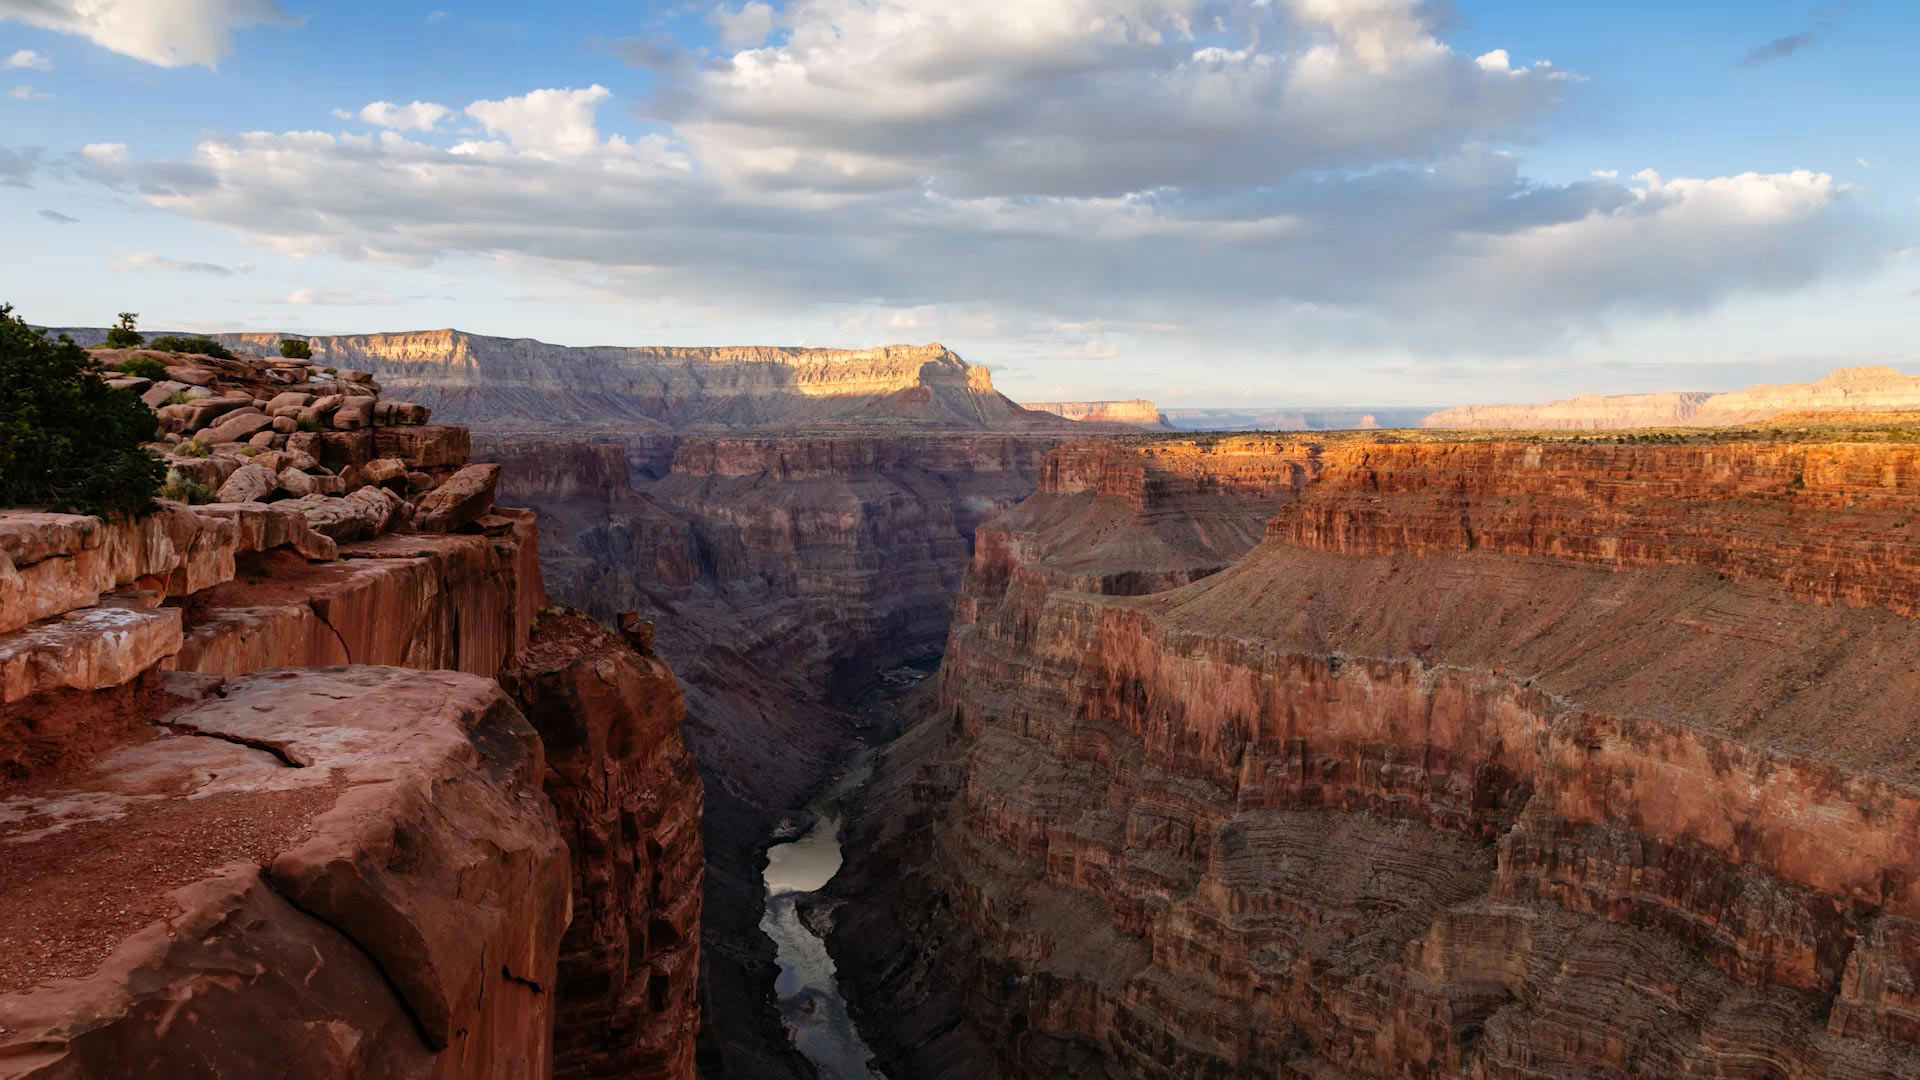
80;142;129;167
5;49;51;70
119;252;253;276
712;2;775;48
0;0;300;69
651;0;1569;198
7;84;49;99
284;287;402;305
339;100;452;132
72;0;1882;356
465;85;612;157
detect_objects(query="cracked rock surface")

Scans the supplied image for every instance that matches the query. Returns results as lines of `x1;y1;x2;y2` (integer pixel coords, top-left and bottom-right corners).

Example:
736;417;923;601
0;665;570;1079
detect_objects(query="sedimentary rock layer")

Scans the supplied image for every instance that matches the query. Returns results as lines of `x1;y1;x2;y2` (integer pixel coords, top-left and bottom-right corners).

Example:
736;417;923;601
1423;365;1920;430
181;330;1066;430
832;435;1920;1078
478;428;1063;1077
504;614;705;1080
1024;400;1170;429
0;667;570;1079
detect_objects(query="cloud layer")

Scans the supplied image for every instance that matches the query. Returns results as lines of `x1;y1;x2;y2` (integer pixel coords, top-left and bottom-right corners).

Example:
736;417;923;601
0;0;297;68
59;0;1882;353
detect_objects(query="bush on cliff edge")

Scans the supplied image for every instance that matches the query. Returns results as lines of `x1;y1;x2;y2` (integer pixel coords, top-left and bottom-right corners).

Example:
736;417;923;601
0;304;164;516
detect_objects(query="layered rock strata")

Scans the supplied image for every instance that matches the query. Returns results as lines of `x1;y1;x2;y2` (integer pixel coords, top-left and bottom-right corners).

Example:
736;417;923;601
1024;400;1171;429
174;331;1069;430
831;435;1920;1078
1423;365;1920;430
503;614;705;1080
477;429;1063;1077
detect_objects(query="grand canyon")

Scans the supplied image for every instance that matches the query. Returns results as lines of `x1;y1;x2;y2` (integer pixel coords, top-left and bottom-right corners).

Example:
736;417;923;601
10;320;1920;1080
5;2;1914;1076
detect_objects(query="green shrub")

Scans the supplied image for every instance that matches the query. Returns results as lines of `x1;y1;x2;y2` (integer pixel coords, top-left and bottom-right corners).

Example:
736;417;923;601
176;437;211;458
295;414;322;432
0;305;164;516
104;312;143;349
158;468;214;505
146;335;235;360
164;390;192;405
280;338;312;359
238;446;259;457
119;355;170;381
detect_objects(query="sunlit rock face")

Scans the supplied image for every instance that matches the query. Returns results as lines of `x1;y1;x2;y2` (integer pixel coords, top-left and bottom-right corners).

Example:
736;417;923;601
1423;365;1920;430
206;330;1069;430
830;434;1920;1079
1024;399;1172;429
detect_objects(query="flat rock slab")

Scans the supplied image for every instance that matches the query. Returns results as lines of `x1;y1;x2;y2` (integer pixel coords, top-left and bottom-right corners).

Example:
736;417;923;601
0;665;569;1078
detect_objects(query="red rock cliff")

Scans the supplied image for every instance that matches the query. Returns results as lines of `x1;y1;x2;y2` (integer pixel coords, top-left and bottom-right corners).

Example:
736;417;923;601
831;434;1920;1078
0;350;705;1079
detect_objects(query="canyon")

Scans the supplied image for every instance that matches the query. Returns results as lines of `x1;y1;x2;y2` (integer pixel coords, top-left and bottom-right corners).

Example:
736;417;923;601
19;326;1920;1080
825;430;1920;1077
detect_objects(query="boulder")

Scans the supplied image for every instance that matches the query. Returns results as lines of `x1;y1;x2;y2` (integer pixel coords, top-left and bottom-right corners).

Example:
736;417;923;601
214;463;279;504
276;467;316;498
360;457;408;488
286;431;323;459
413;464;500;534
202;409;273;445
191;502;336;560
286;486;403;542
140;380;188;408
271;415;297;434
332;399;374;431
265;391;313;412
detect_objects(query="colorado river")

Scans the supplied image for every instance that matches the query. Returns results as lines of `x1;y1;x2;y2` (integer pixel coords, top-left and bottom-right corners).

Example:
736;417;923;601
760;663;931;1079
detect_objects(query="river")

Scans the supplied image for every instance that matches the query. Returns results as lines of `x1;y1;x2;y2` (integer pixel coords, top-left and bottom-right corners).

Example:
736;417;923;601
759;663;931;1079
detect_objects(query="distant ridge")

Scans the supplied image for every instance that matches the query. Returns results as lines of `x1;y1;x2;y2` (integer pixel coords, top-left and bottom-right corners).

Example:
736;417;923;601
1422;366;1920;429
51;326;1077;432
1024;399;1171;429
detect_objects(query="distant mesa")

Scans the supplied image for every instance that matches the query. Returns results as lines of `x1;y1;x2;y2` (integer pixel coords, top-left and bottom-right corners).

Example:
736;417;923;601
1422;365;1920;430
50;327;1080;433
1022;399;1172;429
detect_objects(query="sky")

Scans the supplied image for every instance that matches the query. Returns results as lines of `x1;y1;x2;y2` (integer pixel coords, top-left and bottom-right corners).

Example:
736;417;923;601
1;0;1915;408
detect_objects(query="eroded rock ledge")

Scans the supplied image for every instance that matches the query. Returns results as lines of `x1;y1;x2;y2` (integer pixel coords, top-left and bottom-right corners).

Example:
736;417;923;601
1;347;704;1079
832;434;1920;1079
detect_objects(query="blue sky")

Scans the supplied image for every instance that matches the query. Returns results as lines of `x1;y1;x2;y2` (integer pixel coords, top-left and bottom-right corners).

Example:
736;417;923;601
2;0;1914;407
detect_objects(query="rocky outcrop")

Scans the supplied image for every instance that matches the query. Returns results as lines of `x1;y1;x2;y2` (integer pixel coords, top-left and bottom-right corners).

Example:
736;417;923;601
0;666;570;1079
1023;400;1170;429
1423;365;1920;430
503;614;704;1080
831;434;1920;1078
1;349;705;1078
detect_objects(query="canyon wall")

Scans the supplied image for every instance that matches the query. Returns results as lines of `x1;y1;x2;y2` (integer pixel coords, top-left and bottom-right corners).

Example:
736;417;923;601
1423;365;1920;430
831;434;1920;1078
1025;400;1171;429
476;427;1065;1077
0;349;704;1079
186;330;1066;430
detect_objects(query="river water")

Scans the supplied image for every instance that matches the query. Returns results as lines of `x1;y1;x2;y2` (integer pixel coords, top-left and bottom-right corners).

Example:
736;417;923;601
759;663;931;1079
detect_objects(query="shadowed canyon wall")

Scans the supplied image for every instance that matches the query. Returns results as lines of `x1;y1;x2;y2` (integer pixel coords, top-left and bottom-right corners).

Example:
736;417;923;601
476;427;1068;1076
828;434;1920;1078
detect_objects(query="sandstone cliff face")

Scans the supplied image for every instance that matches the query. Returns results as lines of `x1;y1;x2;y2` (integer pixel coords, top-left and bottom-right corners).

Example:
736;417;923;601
187;329;1065;430
1024;400;1171;429
831;435;1920;1078
1423;365;1920;430
1;353;706;1079
503;615;705;1080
